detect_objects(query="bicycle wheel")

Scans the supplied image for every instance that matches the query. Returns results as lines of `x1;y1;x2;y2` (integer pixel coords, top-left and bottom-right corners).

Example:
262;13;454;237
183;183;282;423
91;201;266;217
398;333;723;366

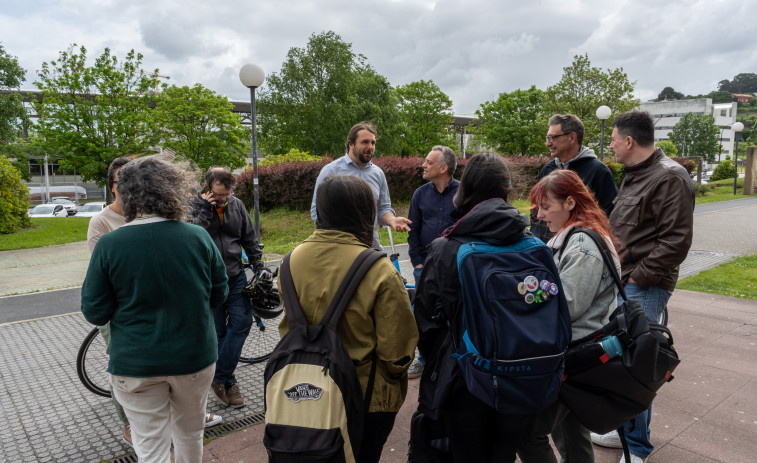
76;327;112;398
239;312;283;364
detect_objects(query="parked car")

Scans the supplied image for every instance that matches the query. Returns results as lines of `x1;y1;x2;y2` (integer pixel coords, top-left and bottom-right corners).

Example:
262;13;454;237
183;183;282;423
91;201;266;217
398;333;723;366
75;201;107;218
50;197;78;215
28;204;68;218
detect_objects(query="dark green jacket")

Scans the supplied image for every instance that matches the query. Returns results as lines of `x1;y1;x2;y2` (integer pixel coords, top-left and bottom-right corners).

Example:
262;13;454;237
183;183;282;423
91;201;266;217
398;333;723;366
82;219;228;377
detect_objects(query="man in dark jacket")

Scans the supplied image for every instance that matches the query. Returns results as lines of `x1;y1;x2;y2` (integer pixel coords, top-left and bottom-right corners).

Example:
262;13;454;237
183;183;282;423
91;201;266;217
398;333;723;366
531;114;618;242
591;111;695;463
190;167;268;409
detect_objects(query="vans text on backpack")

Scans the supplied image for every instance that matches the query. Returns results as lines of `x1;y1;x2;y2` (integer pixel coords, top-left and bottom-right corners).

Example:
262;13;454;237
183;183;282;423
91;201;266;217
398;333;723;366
263;249;384;463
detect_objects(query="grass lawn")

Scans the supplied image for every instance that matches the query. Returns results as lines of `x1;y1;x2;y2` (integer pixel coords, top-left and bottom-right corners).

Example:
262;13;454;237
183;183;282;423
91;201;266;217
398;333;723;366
0;217;91;250
696;178;755;205
677;253;757;300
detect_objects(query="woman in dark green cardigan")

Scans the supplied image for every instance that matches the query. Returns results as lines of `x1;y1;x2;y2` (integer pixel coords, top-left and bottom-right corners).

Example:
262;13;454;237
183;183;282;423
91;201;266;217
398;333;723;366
82;155;228;463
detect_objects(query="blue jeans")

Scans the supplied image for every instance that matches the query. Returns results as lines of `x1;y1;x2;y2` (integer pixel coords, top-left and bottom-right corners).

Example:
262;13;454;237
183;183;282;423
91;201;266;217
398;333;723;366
212;272;252;387
618;282;672;459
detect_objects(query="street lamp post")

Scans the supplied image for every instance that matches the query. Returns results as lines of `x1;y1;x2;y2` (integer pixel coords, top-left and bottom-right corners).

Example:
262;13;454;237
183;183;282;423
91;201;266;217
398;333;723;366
596;106;612;161
239;63;266;238
732;122;744;195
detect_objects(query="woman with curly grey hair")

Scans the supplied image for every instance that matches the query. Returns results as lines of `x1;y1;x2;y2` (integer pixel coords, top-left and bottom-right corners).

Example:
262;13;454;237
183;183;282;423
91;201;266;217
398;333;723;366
82;155;229;463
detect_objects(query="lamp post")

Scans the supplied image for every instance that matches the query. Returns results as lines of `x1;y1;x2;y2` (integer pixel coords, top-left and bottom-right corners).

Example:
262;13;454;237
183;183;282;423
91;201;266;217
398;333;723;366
731;122;744;195
239;63;266;238
596;106;612;161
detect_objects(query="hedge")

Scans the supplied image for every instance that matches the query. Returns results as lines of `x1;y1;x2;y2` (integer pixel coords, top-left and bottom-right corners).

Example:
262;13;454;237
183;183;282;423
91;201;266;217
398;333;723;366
236;154;698;213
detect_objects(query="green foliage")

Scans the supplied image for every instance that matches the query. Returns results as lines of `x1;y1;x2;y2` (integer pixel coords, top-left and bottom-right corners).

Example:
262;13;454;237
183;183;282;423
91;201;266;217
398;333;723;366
655;140;679;157
718;73;757;93
0;216;90;249
260;148;319;166
706;90;734;104
476;86;548;156
33;44;160;186
657;86;684;101
0;155;31;233
257;31;399;156
669;113;720;162
153;84;249;172
394;80;455;156
0;44;28;146
691;181;713;197
710;159;735;181
542;54;639;151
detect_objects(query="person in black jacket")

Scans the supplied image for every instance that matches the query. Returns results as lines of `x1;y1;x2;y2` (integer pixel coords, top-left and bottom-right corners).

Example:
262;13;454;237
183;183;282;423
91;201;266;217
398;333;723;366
413;153;532;462
531;114;618;243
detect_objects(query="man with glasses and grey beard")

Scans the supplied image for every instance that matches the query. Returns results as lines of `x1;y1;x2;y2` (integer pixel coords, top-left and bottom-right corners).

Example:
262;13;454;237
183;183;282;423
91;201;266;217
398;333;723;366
530;114;618;243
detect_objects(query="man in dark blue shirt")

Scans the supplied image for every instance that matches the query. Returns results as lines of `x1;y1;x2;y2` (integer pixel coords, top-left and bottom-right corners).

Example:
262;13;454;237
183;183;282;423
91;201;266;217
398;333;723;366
408;145;459;285
407;145;459;379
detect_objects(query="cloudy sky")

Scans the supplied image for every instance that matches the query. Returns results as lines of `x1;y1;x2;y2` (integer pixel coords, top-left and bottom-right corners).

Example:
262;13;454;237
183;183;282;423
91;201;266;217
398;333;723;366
2;0;756;115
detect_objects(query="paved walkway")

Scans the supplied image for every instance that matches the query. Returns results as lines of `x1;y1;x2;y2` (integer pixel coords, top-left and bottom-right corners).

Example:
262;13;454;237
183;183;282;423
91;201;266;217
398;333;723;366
0;198;755;462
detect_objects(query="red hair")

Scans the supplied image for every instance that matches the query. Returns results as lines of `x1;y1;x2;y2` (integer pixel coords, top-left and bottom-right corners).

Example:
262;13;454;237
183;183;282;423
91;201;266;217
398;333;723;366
530;170;622;254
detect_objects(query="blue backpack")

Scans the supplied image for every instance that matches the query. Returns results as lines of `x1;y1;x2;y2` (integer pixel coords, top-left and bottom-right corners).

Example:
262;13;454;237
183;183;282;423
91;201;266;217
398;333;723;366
453;236;572;414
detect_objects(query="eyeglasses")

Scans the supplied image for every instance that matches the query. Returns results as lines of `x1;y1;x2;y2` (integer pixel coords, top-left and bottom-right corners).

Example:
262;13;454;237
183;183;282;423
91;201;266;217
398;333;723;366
546;133;571;143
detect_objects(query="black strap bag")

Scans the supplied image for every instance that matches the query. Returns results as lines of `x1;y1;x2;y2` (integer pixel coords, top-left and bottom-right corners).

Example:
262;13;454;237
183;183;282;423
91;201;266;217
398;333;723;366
558;228;681;458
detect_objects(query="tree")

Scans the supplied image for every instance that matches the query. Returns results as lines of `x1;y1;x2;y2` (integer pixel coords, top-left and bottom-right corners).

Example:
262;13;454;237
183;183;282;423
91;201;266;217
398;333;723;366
476;86;548;156
395;80;455;156
718;73;757;93
0;45;28;146
655;139;679;157
669;113;720;162
657;86;684;101
543;54;639;151
706;90;734;104
257;31;399;156
0;155;31;234
33;44;160;186
153;84;249;172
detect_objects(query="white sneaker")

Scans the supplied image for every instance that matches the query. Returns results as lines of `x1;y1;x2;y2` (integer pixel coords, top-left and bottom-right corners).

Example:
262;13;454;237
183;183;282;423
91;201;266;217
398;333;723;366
205;412;223;427
619;454;646;463
591;430;622;449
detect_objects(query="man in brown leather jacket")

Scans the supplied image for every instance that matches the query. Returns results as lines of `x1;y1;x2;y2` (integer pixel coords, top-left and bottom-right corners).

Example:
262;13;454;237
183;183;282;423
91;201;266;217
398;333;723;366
591;110;694;463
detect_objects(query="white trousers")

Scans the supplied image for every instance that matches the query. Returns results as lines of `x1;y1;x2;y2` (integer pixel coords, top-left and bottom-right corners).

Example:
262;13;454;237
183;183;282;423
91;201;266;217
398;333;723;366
111;363;215;463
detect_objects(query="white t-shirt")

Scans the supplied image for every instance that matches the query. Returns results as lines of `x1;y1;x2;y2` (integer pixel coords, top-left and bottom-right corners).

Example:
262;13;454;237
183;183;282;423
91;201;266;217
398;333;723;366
87;206;127;252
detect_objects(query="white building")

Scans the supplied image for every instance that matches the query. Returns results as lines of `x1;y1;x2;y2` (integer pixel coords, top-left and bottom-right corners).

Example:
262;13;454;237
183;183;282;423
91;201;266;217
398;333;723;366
640;98;738;162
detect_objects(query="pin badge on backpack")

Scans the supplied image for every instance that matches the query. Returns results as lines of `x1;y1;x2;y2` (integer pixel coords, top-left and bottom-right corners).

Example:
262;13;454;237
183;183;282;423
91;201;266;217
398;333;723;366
524;276;539;292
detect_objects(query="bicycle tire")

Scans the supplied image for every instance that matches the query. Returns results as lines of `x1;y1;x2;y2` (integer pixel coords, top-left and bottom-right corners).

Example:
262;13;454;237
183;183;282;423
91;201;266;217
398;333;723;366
76;327;112;398
238;312;282;364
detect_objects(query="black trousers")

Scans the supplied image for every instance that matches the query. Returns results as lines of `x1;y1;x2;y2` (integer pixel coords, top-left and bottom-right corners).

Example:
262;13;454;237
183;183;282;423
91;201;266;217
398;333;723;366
440;388;533;463
357;412;397;463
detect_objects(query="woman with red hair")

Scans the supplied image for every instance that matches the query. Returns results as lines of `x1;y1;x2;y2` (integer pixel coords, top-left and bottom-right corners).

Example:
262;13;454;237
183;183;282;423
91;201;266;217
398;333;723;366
518;169;622;463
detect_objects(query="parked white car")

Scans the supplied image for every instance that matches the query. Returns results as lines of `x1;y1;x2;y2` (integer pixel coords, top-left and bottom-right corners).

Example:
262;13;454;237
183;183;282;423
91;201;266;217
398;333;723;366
28;204;68;218
75;201;107;217
50;197;78;215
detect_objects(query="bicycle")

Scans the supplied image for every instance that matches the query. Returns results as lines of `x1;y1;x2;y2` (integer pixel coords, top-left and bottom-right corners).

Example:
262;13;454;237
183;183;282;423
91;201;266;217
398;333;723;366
76;262;283;397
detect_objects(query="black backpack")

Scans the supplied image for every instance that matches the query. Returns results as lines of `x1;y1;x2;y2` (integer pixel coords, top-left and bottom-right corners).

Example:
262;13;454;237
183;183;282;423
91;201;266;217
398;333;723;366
559;228;681;461
263;248;384;463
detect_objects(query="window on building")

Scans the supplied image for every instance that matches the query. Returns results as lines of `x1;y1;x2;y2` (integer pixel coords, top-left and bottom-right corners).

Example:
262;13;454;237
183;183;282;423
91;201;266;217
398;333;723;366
721;109;727;117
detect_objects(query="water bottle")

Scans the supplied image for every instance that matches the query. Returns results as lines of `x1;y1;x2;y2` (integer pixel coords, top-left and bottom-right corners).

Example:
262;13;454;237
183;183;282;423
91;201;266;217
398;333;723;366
599;335;623;358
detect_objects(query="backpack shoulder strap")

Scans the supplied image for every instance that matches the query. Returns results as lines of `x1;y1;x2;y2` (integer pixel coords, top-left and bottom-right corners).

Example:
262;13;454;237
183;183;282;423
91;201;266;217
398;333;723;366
278;253;307;330
320;248;386;330
565;227;627;301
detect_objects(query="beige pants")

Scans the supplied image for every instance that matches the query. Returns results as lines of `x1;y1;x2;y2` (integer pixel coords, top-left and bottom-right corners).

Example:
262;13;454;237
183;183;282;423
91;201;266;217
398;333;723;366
111;363;215;463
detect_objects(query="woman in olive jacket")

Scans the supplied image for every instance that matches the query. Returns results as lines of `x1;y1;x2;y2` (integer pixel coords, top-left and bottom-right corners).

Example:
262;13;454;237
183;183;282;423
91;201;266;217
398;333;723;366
278;175;418;463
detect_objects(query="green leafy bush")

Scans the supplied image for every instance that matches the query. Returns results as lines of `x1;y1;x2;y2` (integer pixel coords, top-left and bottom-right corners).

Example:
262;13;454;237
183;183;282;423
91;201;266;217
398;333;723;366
710;159;735;182
260;149;319;167
691;181;713;197
0;155;32;234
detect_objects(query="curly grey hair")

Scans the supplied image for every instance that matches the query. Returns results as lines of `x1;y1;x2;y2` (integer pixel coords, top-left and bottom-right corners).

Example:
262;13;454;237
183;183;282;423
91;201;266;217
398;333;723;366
117;154;199;222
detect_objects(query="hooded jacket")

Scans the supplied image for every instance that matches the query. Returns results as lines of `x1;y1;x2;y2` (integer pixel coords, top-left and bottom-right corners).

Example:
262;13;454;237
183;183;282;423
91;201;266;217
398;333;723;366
413;198;529;419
